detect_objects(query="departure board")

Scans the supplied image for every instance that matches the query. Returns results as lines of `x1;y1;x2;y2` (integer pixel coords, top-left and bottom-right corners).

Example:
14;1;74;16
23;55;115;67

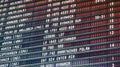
0;0;120;67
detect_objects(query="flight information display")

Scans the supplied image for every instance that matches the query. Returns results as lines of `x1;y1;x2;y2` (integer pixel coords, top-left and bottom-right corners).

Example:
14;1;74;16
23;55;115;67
0;0;120;67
